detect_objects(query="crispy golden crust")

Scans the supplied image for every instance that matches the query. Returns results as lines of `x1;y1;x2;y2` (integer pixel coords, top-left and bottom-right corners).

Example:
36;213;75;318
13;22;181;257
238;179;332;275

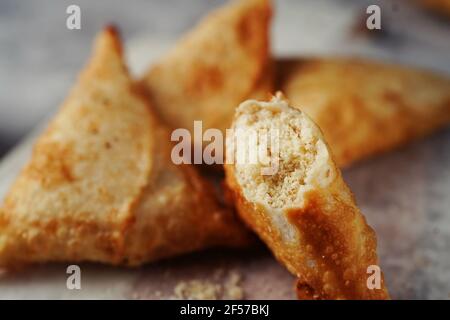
141;0;273;135
277;58;450;168
0;27;150;266
0;27;251;268
123;93;252;265
224;98;389;299
226;168;388;300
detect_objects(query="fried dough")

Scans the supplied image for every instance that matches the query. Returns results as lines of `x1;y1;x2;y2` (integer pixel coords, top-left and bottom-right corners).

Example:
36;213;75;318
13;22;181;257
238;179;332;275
0;27;250;268
277;58;450;167
224;95;389;299
141;0;273;136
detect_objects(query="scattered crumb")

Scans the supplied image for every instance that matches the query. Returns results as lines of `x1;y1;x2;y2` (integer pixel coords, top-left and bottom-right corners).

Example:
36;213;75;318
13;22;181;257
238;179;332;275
171;270;245;300
224;271;244;300
173;280;221;300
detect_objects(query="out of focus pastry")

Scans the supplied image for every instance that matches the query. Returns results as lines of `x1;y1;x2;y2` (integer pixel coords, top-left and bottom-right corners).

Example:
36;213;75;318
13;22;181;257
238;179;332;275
225;95;389;299
0;27;251;268
141;0;273;136
277;58;450;167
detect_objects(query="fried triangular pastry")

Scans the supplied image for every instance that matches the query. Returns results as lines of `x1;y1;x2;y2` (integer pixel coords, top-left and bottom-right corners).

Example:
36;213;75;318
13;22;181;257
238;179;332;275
141;0;273;135
277;58;450;167
0;27;250;268
225;95;389;299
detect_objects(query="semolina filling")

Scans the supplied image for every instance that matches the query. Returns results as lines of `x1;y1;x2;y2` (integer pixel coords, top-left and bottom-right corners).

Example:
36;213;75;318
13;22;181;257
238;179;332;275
232;97;331;211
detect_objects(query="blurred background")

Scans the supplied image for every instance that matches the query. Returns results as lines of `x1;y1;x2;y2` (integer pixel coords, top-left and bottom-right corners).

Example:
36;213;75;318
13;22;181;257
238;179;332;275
0;0;449;157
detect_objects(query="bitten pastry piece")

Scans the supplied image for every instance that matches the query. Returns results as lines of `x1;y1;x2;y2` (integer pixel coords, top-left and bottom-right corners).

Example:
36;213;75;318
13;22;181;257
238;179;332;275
141;0;272;135
0;27;250;268
277;58;450;167
225;95;389;299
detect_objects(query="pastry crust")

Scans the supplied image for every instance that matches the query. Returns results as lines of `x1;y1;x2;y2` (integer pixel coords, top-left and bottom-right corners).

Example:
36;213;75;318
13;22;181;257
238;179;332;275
141;0;273;136
0;27;250;268
277;58;450;168
123;98;252;265
224;95;389;299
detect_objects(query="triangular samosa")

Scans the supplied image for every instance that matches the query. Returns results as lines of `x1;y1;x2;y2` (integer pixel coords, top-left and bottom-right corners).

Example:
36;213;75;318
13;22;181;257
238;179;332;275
0;27;250;267
141;0;273;136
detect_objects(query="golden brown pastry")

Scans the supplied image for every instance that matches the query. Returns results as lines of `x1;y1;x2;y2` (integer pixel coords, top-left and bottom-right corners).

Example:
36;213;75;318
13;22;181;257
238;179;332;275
141;0;273;136
224;95;389;299
277;58;450;168
0;27;250;268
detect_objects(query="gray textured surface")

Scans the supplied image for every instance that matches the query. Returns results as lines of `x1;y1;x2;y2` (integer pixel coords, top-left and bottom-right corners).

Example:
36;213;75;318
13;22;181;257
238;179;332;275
344;128;450;299
0;0;449;299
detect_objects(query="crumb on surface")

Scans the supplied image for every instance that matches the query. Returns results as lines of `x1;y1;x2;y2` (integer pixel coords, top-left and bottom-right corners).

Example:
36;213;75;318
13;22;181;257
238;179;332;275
173;280;221;300
172;270;245;300
224;270;244;300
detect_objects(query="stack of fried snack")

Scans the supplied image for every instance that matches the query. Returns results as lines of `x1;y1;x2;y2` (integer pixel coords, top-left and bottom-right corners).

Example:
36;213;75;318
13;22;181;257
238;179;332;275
0;0;449;300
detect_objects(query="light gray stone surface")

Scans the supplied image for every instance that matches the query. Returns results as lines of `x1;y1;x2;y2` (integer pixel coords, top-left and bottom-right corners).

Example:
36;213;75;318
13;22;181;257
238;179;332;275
0;0;449;299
